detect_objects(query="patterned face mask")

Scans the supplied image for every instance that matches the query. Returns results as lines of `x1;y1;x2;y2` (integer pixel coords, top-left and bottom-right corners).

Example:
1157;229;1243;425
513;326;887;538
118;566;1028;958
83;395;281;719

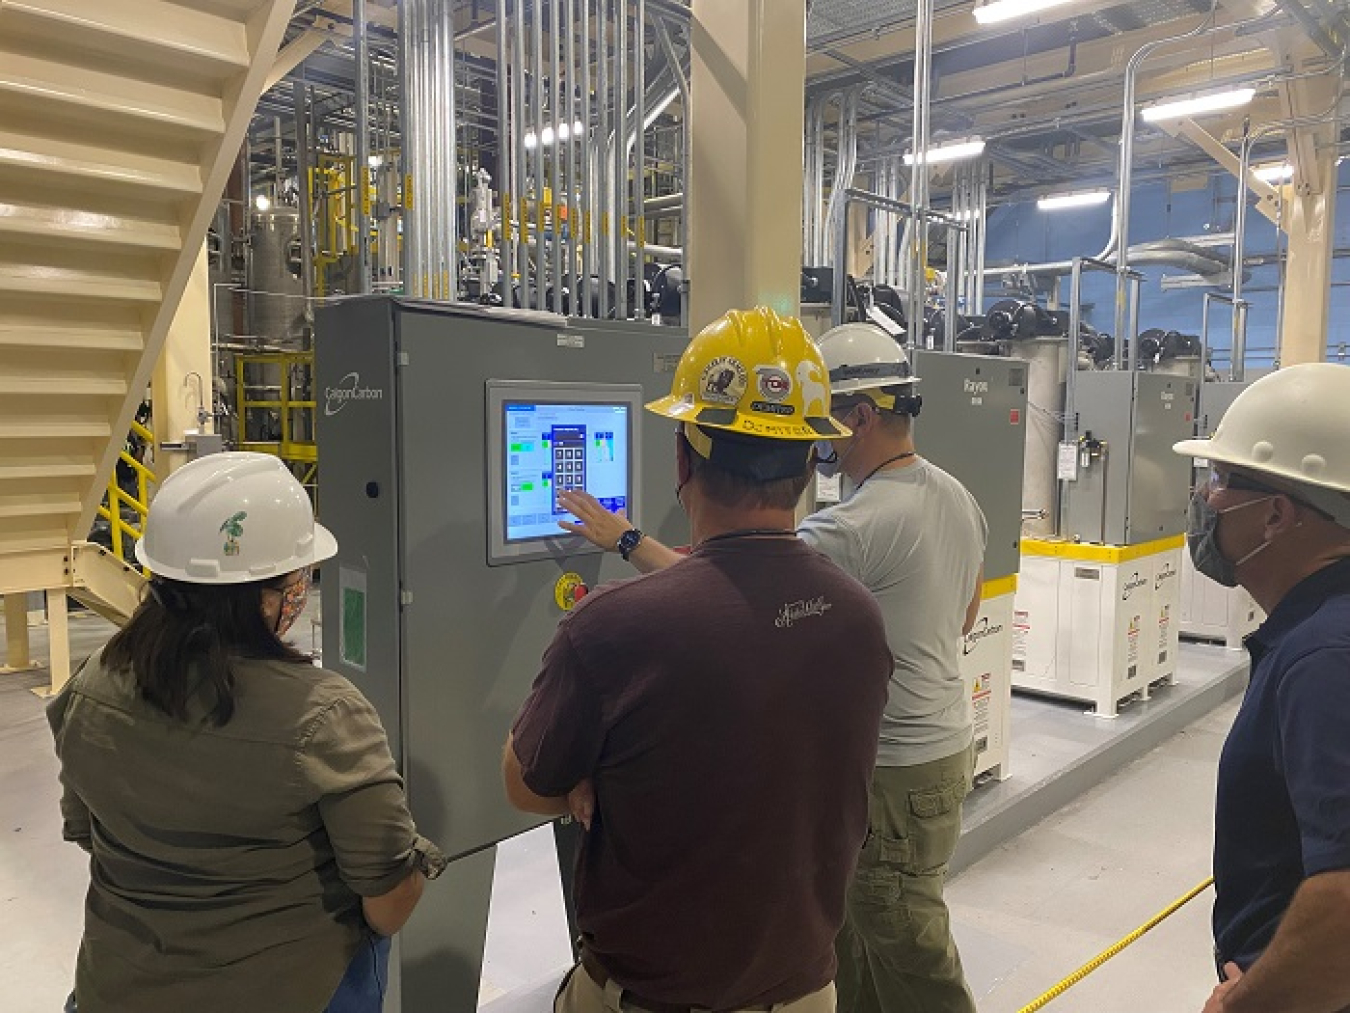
271;569;311;637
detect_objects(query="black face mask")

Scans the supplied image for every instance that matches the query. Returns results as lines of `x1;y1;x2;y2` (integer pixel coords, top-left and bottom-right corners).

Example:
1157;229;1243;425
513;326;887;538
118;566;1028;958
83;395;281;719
1186;492;1274;587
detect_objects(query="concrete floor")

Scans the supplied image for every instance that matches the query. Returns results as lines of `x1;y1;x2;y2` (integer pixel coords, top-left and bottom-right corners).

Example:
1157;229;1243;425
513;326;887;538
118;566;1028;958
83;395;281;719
3;608;1237;1013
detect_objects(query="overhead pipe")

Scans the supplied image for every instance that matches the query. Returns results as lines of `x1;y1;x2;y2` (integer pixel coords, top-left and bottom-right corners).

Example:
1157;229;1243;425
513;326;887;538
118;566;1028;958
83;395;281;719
1272;0;1343;58
1112;4;1296;364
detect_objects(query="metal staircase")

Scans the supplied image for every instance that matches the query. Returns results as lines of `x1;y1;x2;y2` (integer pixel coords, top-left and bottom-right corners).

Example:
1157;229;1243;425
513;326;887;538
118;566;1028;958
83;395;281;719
0;0;297;691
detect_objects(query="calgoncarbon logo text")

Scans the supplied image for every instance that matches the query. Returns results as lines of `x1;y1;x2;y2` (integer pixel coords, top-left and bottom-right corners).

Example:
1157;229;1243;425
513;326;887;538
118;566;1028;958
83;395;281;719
325;372;384;416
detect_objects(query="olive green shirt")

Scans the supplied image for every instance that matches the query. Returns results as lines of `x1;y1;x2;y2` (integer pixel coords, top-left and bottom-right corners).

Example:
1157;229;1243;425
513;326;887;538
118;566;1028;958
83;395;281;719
48;651;442;1013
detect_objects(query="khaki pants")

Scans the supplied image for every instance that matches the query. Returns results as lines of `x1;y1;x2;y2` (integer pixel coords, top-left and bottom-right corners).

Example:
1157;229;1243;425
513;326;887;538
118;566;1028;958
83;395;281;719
554;963;837;1013
835;746;977;1013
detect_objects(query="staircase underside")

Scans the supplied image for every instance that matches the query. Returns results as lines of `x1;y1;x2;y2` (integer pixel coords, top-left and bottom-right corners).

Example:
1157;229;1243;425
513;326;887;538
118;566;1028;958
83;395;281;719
0;0;296;614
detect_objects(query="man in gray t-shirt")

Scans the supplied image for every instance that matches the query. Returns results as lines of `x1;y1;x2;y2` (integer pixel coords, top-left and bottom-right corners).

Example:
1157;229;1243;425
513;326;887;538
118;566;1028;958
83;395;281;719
803;322;985;1013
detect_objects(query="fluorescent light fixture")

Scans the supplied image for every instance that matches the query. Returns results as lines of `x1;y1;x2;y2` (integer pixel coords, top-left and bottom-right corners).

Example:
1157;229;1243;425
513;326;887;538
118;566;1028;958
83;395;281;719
973;0;1080;25
1140;87;1255;123
254;194;272;212
524;131;538;149
904;139;986;166
1037;190;1112;211
540;126;555;146
573;119;585;136
1252;163;1293;183
557;123;570;140
368;154;384;168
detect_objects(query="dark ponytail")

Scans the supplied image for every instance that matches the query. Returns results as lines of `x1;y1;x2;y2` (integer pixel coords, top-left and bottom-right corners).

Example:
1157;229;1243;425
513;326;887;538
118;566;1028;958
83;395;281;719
102;576;311;727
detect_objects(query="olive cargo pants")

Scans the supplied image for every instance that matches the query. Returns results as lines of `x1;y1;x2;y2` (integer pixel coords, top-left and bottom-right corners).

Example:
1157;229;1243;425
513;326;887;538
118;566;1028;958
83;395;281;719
835;745;977;1013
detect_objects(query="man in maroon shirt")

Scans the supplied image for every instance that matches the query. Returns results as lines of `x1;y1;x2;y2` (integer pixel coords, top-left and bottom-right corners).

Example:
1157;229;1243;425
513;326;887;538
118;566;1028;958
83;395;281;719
504;307;893;1013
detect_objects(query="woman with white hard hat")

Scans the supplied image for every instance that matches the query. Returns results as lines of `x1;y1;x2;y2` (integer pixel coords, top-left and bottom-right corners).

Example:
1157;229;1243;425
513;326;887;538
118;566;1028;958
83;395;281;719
48;452;443;1013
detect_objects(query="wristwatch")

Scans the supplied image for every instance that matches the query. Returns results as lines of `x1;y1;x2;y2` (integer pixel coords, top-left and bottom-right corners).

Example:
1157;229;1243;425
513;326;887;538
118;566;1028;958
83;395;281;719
617;528;645;561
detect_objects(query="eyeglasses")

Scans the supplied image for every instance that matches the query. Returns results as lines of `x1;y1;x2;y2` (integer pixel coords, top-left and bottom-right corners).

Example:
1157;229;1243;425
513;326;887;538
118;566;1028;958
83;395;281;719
831;400;867;422
1206;467;1281;496
1206;468;1335;520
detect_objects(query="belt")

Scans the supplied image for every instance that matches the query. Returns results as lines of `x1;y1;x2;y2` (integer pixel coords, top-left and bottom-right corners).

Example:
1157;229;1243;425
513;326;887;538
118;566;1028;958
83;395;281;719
579;949;775;1013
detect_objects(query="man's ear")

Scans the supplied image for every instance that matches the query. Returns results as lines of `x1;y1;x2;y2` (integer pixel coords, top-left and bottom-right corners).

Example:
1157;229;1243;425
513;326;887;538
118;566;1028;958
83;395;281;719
1267;493;1305;537
675;428;693;487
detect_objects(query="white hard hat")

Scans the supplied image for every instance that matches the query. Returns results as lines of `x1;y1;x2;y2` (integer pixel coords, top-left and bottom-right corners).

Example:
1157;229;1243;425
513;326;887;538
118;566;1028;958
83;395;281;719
135;452;337;584
1174;363;1350;524
818;322;921;396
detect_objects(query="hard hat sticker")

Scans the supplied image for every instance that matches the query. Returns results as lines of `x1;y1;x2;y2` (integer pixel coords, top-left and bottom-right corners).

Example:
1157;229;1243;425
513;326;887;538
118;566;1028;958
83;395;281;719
795;361;830;416
755;365;793;403
220;512;248;556
699;356;748;406
751;401;797;416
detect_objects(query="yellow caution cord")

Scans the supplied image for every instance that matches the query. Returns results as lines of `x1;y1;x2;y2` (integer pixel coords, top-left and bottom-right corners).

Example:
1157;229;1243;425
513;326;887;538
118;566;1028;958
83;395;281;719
1016;877;1215;1013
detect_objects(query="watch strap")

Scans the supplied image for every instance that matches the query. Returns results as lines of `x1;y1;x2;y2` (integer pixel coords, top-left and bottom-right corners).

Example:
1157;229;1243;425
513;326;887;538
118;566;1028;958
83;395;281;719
618;528;645;561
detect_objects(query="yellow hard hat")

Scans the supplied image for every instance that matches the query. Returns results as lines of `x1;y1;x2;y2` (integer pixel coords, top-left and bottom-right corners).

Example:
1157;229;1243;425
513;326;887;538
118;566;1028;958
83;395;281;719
646;306;850;442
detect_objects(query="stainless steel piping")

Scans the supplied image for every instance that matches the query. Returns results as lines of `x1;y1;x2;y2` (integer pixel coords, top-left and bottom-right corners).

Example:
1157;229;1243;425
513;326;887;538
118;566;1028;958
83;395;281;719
655;18;688;262
615;0;629;318
532;0;546;307
293;78;315;302
597;0;611;317
552;0;564;310
442;0;459;299
495;0;514;304
580;0;593;316
634;0;646;315
513;0;529;308
354;0;371;293
1112;4;1288;359
908;0;934;348
566;0;579;314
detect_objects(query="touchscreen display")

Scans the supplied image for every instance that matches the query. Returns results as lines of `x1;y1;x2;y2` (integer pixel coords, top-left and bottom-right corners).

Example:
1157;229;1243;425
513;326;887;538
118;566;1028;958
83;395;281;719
503;401;630;542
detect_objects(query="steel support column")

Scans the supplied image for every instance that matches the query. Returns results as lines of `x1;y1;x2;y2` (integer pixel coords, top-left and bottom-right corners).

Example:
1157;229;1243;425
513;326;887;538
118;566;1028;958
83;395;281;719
1280;147;1338;364
687;0;807;332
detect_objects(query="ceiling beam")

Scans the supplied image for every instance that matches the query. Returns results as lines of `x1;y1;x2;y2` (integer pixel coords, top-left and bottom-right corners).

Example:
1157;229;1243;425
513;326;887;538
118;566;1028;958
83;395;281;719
1164;119;1284;224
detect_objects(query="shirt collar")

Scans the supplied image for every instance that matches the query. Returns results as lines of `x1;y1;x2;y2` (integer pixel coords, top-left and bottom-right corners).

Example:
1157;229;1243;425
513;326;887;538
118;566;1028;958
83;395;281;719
1247;556;1350;658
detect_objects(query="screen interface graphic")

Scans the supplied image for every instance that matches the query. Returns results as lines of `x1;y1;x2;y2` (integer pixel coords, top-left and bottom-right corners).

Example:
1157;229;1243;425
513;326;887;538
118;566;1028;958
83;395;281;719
504;402;629;542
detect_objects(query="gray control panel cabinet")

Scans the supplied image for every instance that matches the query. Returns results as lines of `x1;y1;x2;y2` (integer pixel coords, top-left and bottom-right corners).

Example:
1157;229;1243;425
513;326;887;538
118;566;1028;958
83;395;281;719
1195;380;1248;440
316;298;689;1009
910;351;1028;581
1062;371;1195;545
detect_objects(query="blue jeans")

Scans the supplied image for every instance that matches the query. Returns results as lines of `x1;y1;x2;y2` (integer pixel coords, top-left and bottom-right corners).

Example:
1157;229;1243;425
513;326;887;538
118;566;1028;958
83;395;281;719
64;935;390;1013
326;935;392;1013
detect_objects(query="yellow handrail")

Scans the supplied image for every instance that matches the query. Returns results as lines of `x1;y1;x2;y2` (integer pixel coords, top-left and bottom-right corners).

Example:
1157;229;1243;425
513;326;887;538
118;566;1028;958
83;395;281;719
100;426;156;567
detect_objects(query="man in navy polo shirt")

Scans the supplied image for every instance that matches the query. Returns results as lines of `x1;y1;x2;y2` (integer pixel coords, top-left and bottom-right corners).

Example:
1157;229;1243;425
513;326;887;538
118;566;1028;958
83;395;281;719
1174;363;1350;1013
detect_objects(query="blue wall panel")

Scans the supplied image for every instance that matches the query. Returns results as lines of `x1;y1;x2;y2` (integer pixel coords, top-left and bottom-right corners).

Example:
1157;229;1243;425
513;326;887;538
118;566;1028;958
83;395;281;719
981;161;1350;370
